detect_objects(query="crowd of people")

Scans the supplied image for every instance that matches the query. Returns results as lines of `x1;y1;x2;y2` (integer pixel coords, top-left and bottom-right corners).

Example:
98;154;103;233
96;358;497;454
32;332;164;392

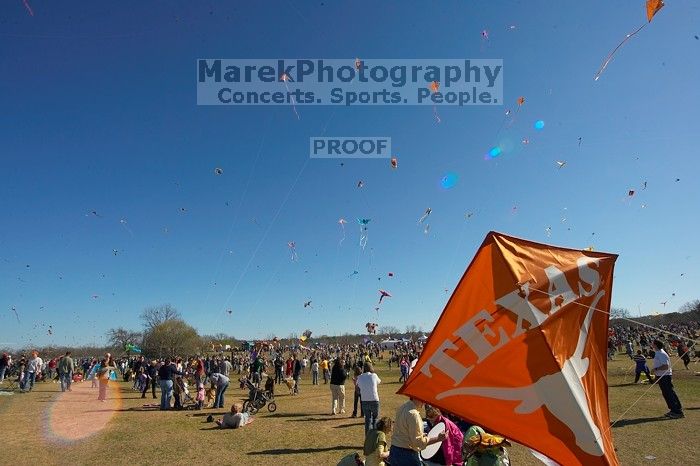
1;327;696;464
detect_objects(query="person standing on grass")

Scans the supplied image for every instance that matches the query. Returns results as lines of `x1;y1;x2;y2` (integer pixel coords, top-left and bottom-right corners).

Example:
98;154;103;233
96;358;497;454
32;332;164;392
21;350;43;392
633;350;651;384
0;353;9;384
58;351;74;392
97;358;116;401
330;358;347;415
293;354;302;395
356;362;381;433
351;365;364;418
677;341;691;370
311;358;319;385
321;357;330;384
158;358;183;410
210;372;230;409
652;339;684;419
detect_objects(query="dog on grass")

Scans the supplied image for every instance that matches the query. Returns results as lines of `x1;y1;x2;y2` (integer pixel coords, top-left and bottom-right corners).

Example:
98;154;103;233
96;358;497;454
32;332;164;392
204;387;216;408
283;377;295;394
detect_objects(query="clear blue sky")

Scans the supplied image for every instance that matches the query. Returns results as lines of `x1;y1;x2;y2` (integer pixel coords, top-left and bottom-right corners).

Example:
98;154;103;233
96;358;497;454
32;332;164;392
1;1;699;348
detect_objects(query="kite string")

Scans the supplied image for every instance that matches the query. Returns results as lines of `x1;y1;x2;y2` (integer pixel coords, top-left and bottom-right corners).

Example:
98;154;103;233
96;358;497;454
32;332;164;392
594;23;646;81
528;287;695;449
218;157;310;316
201;115;271;313
527;287;697;345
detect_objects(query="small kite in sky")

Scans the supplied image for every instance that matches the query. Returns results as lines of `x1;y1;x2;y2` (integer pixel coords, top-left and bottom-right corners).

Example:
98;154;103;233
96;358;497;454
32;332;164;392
358;218;371;226
280;72;301;120
349;270;359;278
179;207;187;213
517;96;525;106
303;300;312;308
429;81;441;122
660;300;668;307
338;218;347;245
226;309;232;315
91;295;99;299
481;29;489;41
214;167;224;175
521;137;530;145
112;249;119;256
354;58;363;71
418;208;432;224
466;212;474;219
357;180;364;188
388;272;394;277
628;190;635;197
594;0;665;81
545;226;552;237
11;306;20;323
288;241;298;261
390;157;398;169
302;329;312;339
556;161;567;169
366;322;378;334
378;289;392;304
88;210;101;218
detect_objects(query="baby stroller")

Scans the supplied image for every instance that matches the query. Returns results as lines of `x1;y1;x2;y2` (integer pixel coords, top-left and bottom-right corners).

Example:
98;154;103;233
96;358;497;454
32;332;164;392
175;377;197;410
243;378;276;414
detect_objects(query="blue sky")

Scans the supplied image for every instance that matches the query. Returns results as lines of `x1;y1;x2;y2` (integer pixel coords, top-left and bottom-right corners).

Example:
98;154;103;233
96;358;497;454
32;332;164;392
1;1;699;348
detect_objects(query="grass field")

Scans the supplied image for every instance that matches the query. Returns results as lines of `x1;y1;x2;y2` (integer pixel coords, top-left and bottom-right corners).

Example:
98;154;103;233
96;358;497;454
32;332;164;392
0;354;698;466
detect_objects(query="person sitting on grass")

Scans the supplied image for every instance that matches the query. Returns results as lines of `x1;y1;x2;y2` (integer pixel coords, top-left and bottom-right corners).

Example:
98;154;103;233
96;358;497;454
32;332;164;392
215;402;254;429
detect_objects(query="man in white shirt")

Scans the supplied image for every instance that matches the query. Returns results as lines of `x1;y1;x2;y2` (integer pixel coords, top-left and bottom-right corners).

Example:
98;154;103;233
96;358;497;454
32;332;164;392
355;362;381;433
22;351;43;392
652;339;683;418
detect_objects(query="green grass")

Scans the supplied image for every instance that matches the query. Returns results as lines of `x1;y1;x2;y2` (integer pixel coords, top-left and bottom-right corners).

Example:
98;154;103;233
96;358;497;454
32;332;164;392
0;354;698;466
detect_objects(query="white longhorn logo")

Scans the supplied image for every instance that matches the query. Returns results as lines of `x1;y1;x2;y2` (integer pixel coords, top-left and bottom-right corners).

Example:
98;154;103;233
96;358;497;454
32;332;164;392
437;290;606;457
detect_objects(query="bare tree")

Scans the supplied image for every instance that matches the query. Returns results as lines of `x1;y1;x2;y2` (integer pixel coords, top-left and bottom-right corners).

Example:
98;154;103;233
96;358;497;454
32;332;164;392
379;325;400;336
140;304;181;332
679;299;700;315
106;327;142;351
609;307;631;320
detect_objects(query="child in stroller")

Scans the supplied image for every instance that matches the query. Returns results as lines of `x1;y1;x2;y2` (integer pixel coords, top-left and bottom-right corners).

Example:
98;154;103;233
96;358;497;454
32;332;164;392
242;377;276;414
174;376;197;410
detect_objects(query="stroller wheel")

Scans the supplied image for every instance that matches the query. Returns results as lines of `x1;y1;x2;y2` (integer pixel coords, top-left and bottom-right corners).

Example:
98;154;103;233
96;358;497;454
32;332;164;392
243;400;258;415
267;402;277;413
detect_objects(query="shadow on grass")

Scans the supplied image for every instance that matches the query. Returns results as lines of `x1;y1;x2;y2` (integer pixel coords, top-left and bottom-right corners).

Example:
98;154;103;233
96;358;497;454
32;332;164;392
248;446;358;455
288;417;344;422
265;412;307;418
611;416;670;427
333;422;362;429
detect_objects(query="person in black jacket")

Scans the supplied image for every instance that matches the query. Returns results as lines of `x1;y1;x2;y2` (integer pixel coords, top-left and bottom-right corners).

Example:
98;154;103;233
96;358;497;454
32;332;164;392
157;358;183;410
330;358;348;415
142;360;158;399
292;354;302;395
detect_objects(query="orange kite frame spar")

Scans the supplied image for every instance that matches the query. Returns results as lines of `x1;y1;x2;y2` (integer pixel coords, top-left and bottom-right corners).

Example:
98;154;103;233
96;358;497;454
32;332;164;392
399;231;620;466
594;0;665;81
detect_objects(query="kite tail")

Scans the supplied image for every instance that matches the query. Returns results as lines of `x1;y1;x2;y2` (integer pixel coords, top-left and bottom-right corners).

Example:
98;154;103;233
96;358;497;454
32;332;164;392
594;23;647;81
433;105;441;123
23;0;34;16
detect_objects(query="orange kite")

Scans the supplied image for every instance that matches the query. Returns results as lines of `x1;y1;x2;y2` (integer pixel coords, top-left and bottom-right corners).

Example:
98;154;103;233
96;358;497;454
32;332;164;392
399;231;619;465
594;0;665;81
